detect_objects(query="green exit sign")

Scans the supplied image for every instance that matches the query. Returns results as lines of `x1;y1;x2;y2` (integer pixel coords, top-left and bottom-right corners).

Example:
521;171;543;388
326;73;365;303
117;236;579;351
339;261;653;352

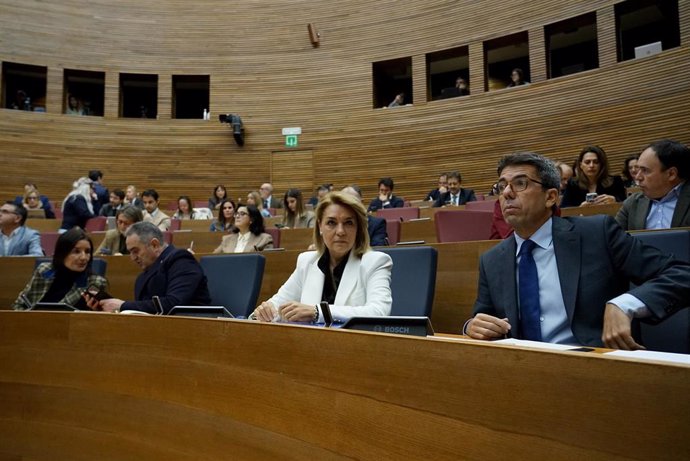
285;135;298;147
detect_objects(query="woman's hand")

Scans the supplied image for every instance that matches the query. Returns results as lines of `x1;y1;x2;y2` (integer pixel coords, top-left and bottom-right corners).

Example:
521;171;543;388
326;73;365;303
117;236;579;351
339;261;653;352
279;302;317;322
253;301;277;322
82;292;102;311
594;194;616;205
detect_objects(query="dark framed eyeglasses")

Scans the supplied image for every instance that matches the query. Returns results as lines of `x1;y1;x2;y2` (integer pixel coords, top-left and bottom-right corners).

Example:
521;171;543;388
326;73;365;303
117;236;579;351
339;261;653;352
234;211;249;217
496;175;544;194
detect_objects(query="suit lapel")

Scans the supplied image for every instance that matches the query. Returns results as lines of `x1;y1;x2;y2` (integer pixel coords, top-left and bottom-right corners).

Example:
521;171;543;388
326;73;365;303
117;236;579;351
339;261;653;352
671;182;690;227
301;256;325;305
552;217;579;322
633;196;652;230
334;252;360;306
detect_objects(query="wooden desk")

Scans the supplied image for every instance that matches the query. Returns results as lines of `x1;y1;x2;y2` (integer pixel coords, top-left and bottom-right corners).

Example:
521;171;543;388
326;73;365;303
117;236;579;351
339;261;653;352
279;227;313;250
560;202;622;217
399;218;436;243
0;312;687;460
26;218;62;232
179;219;215;231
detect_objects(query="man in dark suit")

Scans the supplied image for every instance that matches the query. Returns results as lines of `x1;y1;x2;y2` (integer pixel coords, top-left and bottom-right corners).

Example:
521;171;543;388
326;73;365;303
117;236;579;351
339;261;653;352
367;177;404;212
342;185;388;246
99;189;125;217
0;202;43;256
260;183;283;210
424;173;448;202
94;222;211;314
88;169;109;214
433;171;476;207
616;139;690;230
466;152;690;349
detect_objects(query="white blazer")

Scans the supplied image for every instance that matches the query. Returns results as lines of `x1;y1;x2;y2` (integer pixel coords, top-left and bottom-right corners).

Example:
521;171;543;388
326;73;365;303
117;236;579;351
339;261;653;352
267;250;393;322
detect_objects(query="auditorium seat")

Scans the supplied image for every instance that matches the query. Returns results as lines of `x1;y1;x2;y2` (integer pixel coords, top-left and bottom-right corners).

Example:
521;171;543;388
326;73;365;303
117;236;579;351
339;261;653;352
376;207;420;221
169;219;182;231
384;219;400;245
40;231;59;256
631;229;690;354
265;227;281;248
465;200;497;212
199;254;265;318
434;210;494;242
377;246;437;317
84;216;107;232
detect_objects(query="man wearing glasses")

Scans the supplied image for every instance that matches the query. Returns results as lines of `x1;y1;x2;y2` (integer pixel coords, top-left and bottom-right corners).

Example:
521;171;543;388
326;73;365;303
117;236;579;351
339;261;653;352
0;202;43;256
465;152;690;349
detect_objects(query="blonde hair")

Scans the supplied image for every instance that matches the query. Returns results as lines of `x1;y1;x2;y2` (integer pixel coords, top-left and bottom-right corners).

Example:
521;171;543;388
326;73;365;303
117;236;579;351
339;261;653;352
62;177;94;214
247;190;266;211
313;192;370;258
23;186;43;209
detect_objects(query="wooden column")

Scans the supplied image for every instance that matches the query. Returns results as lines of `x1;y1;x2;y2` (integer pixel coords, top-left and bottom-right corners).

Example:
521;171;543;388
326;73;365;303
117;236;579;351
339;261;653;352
104;71;119;118
157;74;171;120
680;0;690;46
45;67;63;114
411;54;427;105
468;41;485;94
597;5;617;68
528;28;547;83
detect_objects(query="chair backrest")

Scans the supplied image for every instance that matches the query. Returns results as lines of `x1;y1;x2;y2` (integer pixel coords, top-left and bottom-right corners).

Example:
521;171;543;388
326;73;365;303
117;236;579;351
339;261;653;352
169;219;182;231
264;227;281;248
384;219;400;245
199;254;266;318
84;216;107;232
40;232;60;256
35;257;107;276
631;230;690;353
465;200;497;212
434;210;494;242
376;247;437;317
376;207;420;222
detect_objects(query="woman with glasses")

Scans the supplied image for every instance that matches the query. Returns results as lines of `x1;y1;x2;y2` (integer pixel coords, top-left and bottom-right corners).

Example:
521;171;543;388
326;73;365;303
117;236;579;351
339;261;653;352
21;186;55;219
561;146;626;208
251;192;392;324
212;205;273;253
210;199;237;232
12;227;108;310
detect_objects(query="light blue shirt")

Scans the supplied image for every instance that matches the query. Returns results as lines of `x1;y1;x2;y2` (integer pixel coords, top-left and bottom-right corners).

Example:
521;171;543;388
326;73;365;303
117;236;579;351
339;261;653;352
645;182;683;230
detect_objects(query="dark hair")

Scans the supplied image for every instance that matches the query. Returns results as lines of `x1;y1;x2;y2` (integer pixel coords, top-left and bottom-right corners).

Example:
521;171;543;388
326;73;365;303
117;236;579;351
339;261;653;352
214;185;227;200
575;145;612;189
6;201;28;226
177;195;192;211
217;199;237;228
621;154;640;182
116;204;143;223
496;152;561;191
283;188;306;226
111;189;125;200
647;139;690;180
53;227;93;274
378;177;395;190
446;171;462;183
88;170;103;181
141;189;159;201
234;205;265;236
508;68;525;87
317;184;330;193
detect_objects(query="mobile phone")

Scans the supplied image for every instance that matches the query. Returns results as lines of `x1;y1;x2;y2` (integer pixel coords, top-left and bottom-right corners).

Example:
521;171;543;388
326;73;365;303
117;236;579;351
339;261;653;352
320;301;333;327
585;192;598;203
87;284;114;301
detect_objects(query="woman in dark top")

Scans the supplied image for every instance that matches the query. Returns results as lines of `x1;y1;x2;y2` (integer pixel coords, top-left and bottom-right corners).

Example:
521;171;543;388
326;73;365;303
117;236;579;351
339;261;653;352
507;68;529;87
210;199;237;232
561;146;626;207
59;177;96;231
12;227;108;310
621;154;640;188
208;184;227;211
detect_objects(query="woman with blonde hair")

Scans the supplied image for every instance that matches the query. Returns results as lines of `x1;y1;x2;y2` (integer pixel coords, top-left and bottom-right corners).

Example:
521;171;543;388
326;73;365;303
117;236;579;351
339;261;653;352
252;191;392;323
282;188;315;229
22;186;55;219
246;190;271;217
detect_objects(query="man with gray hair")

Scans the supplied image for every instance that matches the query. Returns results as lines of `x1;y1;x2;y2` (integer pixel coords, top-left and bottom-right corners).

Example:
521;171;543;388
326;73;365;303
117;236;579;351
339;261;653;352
95;222;210;314
465;152;690;349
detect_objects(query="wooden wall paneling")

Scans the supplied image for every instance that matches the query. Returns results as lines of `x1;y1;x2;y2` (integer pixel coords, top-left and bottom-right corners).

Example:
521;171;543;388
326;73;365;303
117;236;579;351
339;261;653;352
596;4;617;68
104;70;119;118
270;150;313;197
681;0;690;46
46;66;63;114
411;54;426;105
528;27;547;83
468;41;485;94
158;73;171;120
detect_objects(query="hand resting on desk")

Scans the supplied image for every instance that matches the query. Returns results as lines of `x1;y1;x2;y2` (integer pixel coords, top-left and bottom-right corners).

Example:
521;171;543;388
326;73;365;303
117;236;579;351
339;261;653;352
466;313;511;340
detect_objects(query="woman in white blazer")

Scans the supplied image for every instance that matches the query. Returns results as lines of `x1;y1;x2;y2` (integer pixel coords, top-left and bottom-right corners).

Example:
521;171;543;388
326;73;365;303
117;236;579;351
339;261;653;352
252;191;392;323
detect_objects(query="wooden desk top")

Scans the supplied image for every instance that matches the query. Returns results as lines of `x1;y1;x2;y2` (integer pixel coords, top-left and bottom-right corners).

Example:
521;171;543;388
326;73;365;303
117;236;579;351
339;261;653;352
0;312;687;460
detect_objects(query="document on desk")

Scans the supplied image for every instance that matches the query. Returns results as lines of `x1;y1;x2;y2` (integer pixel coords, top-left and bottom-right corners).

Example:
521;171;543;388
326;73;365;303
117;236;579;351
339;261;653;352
604;350;690;366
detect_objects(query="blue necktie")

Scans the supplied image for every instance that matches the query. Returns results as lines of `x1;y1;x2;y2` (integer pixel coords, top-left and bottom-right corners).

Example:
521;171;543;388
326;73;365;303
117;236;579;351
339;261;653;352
518;239;542;341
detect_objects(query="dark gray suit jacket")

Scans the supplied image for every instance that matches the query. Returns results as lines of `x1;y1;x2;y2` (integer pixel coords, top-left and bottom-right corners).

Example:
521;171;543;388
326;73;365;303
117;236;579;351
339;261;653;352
615;182;690;230
472;215;690;346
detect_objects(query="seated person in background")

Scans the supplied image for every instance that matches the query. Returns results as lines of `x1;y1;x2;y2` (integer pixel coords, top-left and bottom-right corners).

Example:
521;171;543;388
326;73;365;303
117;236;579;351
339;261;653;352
387;92;405;108
10;89;31;111
308;184;332;207
99;189;125;217
124;185;144;209
210;199;236;233
621;154;640;188
252;191;392;323
172;195;196;220
13;227;108;310
65;95;84;115
15;183;55;218
434;170;476;207
208;184;227;211
282;189;315;228
0;202;43;256
507;68;529;87
90;222;210;314
20;186;55;219
213;205;273;253
342;185;388;246
554;161;574;196
425;173;448;202
96;205;143;256
367;177;404;212
560;146;626;207
455;77;470;96
88;169;109;214
466;152;690;349
260;183;282;210
59;177;96;232
616;139;690;231
246;190;271;217
141;189;171;231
